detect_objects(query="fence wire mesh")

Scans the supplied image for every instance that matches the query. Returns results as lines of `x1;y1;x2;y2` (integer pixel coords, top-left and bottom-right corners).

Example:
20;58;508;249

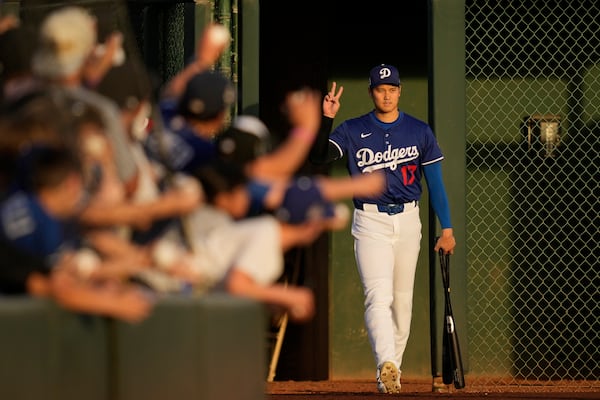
464;0;599;391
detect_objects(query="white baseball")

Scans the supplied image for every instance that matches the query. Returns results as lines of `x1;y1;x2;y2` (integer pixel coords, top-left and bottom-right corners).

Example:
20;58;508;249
94;43;126;66
335;203;350;226
207;24;231;47
75;248;101;278
112;46;126;66
172;173;202;197
153;240;180;271
329;203;350;230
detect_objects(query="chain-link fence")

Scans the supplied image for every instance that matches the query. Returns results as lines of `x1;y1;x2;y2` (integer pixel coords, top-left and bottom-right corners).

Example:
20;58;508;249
465;0;599;391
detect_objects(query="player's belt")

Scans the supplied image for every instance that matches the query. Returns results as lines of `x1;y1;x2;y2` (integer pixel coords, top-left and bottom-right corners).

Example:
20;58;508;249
357;201;418;215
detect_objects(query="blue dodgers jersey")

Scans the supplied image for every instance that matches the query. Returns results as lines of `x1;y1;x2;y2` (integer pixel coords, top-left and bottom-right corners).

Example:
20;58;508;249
146;100;217;174
329;111;443;205
0;191;79;267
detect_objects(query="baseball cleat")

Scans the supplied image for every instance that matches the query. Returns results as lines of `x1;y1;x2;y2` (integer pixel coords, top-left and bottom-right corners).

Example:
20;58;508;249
376;361;401;394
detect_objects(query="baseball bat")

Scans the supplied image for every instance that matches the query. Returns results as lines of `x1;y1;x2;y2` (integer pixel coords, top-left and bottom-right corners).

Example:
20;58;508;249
441;309;453;384
439;248;465;389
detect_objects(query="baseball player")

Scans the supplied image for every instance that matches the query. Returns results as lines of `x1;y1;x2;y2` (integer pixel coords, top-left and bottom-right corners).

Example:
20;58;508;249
309;64;456;393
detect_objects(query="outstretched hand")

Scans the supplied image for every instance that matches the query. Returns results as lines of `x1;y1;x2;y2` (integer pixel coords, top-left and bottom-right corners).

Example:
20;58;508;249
196;23;231;69
323;81;343;118
162;23;230;99
0;14;19;34
286;286;315;323
84;31;125;88
284;88;322;136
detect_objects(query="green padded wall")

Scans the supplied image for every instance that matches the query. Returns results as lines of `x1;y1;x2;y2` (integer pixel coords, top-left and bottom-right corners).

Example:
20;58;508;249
112;294;266;400
0;298;109;400
0;294;266;400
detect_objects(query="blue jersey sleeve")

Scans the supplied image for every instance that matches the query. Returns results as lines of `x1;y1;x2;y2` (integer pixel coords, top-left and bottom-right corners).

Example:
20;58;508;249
246;180;271;217
423;162;452;229
0;191;79;266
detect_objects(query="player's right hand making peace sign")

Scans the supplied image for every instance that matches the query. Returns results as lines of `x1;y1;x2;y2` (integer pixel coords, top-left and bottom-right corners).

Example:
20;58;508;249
323;81;344;118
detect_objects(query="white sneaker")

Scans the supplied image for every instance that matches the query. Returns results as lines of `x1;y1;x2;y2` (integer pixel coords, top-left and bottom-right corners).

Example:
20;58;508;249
376;361;401;394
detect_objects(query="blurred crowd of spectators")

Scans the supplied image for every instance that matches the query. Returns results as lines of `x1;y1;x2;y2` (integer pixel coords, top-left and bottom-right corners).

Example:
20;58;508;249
0;5;383;325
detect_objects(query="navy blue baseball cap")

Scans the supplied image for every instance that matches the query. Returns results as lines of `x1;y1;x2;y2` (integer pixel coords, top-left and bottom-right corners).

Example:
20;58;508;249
178;70;236;121
216;115;271;165
369;64;401;89
274;176;335;225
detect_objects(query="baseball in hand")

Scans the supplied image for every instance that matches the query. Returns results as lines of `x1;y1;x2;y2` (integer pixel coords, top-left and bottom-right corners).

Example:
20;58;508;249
75;248;101;278
94;36;126;67
329;203;350;230
206;24;231;48
153;240;180;271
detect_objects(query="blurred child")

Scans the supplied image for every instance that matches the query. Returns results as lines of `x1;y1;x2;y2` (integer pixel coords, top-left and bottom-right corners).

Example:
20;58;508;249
93;58;201;245
0;145;153;323
31;5;138;195
148;159;324;322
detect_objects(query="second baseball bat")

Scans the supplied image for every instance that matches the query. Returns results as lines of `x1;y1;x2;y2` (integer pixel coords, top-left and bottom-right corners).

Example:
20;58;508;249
439;249;465;389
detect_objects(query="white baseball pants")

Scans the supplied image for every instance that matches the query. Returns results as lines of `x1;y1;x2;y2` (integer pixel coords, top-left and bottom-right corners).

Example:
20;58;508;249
351;204;422;374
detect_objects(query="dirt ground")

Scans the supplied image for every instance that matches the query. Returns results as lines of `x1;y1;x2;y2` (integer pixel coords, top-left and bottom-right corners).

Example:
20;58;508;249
266;379;600;400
